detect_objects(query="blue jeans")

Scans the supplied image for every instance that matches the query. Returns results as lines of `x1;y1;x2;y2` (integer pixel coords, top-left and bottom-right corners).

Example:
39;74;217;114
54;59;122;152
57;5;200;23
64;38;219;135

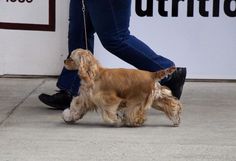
57;0;175;96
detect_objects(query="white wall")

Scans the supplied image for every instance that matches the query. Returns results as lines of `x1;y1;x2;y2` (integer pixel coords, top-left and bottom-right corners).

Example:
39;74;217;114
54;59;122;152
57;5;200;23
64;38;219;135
0;0;236;79
0;0;69;75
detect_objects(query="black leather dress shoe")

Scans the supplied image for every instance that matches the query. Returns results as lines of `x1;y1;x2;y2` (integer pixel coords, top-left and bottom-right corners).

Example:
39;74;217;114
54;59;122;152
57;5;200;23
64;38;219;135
38;90;73;110
161;67;187;99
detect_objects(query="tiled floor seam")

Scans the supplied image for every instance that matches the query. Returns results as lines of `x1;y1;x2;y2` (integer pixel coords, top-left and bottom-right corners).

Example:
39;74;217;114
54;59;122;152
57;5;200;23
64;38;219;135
0;79;46;127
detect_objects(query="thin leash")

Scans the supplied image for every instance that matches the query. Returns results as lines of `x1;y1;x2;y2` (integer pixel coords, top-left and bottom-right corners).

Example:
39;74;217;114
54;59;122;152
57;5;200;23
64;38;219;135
82;0;88;50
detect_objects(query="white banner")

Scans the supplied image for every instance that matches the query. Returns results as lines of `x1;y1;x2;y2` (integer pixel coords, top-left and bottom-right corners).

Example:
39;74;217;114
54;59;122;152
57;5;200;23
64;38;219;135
137;0;236;79
0;0;236;79
96;0;236;79
0;0;48;24
0;0;55;31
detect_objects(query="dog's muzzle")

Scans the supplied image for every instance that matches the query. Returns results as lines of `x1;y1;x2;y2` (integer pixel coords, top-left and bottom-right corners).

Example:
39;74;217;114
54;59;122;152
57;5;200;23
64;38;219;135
64;57;73;64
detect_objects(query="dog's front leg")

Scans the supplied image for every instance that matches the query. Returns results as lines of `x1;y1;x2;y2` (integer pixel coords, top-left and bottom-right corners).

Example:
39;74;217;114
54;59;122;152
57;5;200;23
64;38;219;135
62;96;89;124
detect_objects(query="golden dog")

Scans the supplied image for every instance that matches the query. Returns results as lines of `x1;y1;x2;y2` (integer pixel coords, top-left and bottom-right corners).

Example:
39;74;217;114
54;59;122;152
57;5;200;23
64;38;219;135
62;48;182;127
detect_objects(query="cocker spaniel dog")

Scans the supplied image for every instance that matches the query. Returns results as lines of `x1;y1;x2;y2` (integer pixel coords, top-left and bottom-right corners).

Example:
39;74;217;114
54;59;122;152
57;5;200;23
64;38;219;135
62;48;182;127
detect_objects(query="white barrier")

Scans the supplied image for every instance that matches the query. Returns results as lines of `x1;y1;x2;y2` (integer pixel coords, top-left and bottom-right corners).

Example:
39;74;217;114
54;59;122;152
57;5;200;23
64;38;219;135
0;0;236;79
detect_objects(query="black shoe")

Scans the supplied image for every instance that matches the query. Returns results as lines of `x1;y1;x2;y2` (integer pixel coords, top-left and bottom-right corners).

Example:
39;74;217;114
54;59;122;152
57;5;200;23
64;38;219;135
38;90;73;110
161;67;187;99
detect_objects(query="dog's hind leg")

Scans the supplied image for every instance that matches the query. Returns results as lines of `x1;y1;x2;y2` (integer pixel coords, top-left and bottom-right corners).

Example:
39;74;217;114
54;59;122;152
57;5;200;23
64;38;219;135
123;94;153;127
152;96;182;126
122;104;147;127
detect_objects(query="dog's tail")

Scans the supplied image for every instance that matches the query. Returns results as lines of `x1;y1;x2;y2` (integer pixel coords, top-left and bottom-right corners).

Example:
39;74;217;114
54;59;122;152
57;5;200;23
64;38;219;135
152;66;176;81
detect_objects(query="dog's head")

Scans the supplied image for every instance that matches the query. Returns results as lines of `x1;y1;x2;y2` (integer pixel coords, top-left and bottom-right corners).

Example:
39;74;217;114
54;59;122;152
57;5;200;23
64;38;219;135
64;48;94;70
64;48;100;83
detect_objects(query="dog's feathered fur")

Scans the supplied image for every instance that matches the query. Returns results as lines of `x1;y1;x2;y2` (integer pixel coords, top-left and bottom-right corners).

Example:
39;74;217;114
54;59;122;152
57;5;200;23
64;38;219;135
62;48;182;127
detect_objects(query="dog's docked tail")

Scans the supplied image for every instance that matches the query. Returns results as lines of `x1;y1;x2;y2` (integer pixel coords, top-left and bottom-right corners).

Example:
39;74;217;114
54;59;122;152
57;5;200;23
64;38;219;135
153;66;176;81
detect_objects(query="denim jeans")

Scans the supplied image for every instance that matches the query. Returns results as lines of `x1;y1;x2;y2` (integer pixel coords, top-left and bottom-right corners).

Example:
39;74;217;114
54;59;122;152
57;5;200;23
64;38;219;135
57;0;175;96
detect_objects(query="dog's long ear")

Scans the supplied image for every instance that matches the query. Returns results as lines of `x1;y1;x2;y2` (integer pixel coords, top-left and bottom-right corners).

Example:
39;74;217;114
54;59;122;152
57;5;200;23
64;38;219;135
78;51;100;86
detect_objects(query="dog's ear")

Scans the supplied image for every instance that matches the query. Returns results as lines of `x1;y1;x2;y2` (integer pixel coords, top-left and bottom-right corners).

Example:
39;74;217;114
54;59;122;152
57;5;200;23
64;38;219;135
77;51;100;86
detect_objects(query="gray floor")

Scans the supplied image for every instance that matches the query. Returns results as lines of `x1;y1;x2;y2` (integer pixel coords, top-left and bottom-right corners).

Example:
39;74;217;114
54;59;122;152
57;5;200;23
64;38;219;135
0;78;235;161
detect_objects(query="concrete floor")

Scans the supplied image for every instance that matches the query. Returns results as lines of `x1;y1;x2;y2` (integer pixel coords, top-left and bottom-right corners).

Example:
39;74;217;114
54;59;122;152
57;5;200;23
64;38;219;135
0;77;235;161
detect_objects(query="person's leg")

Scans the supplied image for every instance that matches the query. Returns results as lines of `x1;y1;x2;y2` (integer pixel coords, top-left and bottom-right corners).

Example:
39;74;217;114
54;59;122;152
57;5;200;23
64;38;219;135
39;0;95;109
86;0;186;98
57;0;95;96
86;0;174;71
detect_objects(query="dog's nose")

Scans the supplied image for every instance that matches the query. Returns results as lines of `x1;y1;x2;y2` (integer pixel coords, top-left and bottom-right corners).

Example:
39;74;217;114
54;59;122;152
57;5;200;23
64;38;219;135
64;57;72;64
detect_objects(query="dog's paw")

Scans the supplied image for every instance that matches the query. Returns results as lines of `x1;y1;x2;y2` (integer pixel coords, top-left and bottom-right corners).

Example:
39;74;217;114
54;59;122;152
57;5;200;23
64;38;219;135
62;108;75;124
172;116;180;127
171;113;181;127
